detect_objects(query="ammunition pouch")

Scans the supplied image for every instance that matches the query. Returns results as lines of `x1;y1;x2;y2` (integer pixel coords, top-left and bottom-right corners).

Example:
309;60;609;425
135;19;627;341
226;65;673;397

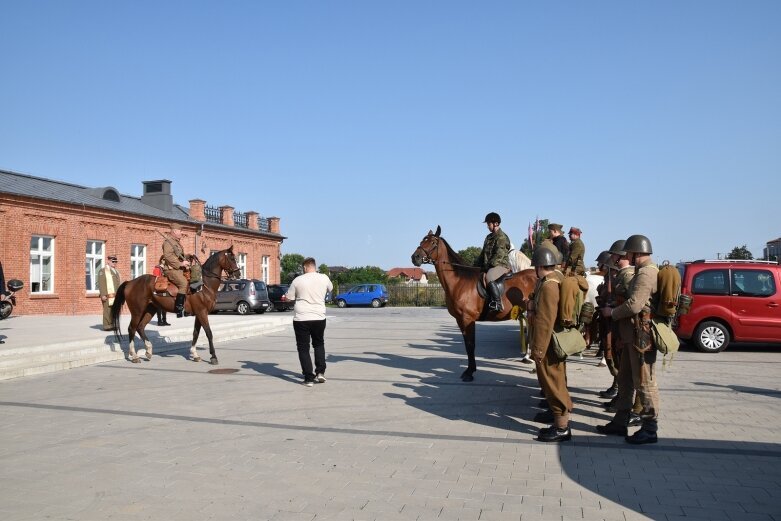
551;325;587;361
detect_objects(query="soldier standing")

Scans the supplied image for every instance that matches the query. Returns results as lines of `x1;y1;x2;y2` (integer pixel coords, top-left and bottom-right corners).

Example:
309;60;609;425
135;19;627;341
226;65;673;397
598;234;660;444
162;223;190;318
98;255;122;331
547;223;569;264
528;247;572;442
565;227;586;276
477;212;511;312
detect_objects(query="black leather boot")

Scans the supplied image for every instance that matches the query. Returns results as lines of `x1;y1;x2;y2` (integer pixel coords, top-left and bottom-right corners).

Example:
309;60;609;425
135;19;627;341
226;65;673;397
626;419;658;444
157;309;170;326
487;281;503;312
175;294;186;318
596;411;629;436
537;425;572;442
599;384;618;399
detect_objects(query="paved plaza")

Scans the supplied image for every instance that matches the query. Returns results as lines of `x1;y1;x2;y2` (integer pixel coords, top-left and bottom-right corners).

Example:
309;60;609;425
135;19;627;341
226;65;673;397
1;307;779;520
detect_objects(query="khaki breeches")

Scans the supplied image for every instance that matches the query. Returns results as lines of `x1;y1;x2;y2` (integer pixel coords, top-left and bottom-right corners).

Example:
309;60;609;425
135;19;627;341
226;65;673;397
615;340;660;420
165;269;188;292
536;347;572;427
486;266;510;283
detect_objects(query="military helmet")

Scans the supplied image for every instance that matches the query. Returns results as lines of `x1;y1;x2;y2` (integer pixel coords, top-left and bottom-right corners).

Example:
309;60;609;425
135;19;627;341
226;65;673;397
483;212;501;224
532;247;559;267
608;239;626;256
624;234;653;254
595;250;612;268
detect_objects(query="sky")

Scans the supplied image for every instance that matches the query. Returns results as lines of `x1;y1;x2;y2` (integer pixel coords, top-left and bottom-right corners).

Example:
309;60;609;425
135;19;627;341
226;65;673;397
2;1;780;270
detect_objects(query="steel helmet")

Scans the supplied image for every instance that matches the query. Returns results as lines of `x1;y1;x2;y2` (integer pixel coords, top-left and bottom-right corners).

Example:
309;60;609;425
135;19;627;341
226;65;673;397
624;234;653;254
608;239;626;256
595;250;612;268
483;212;501;224
532;247;559;267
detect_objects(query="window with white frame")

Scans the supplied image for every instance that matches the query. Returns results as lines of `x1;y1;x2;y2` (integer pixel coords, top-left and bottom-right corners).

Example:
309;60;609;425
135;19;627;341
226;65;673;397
131;244;146;279
30;235;55;293
261;255;269;283
237;253;247;278
85;240;105;291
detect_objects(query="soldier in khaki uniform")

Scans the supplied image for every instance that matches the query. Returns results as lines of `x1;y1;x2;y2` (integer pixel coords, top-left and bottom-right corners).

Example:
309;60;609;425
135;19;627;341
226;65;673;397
565;227;586;276
528;247;572;442
162;223;191;317
98;255;122;331
477;212;511;311
599;234;660;444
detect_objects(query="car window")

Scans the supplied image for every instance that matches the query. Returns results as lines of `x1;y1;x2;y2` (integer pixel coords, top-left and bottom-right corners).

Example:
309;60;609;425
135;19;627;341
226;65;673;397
254;281;266;291
355;286;366;293
732;269;775;297
692;269;729;295
368;285;375;292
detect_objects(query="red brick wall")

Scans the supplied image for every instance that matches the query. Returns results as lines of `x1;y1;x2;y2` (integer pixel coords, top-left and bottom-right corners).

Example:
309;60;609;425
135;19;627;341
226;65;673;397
0;194;282;315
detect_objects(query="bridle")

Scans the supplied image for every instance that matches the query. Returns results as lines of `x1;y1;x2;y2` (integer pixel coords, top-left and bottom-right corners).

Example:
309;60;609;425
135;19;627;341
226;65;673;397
415;235;440;264
201;252;241;281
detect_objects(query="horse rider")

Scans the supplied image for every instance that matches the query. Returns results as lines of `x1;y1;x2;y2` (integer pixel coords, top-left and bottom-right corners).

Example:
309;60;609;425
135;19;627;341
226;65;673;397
476;212;511;312
565;227;586;276
548;223;570;264
162;223;191;317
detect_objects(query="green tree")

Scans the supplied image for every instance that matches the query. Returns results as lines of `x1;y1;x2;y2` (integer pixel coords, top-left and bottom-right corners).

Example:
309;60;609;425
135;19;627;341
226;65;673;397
427;271;439;284
458;246;482;266
318;263;330;275
280;253;305;283
520;218;550;256
726;245;753;260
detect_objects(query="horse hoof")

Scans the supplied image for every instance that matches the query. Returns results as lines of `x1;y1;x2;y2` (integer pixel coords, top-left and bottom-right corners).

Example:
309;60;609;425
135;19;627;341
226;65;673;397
145;353;152;361
131;357;141;364
461;374;474;382
210;357;219;366
190;356;202;363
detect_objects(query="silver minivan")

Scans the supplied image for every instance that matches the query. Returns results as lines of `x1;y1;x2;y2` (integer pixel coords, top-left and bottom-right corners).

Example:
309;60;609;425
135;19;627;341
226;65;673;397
214;279;271;315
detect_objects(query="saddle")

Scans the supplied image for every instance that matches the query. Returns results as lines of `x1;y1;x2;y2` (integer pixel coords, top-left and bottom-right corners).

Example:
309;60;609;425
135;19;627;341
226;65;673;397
476;272;514;300
153;274;203;297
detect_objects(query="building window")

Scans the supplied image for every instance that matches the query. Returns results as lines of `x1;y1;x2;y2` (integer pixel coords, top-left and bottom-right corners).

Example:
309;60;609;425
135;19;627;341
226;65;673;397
30;235;55;293
237;253;247;278
85;240;105;291
131;244;147;279
262;255;270;283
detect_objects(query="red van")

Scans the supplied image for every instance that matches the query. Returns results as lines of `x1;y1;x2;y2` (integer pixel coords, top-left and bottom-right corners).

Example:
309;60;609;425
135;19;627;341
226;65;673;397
675;260;781;352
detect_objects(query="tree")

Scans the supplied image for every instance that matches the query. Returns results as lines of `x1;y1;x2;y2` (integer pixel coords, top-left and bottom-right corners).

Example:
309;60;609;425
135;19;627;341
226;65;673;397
457;246;482;266
726;245;753;260
280;253;305;283
520;218;550;257
318;263;329;275
427;271;439;284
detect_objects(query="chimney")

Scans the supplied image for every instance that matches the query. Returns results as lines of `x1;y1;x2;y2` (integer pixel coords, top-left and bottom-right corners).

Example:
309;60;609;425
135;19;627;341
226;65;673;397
141;180;173;212
246;211;259;230
220;205;234;226
189;199;206;221
268;216;280;234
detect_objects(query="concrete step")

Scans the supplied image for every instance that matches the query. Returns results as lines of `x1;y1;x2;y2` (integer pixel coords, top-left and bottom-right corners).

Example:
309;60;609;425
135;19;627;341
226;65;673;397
0;315;291;381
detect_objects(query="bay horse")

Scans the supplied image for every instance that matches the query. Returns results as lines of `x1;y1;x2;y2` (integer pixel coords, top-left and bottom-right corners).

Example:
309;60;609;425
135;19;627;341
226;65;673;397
110;246;241;364
411;226;537;381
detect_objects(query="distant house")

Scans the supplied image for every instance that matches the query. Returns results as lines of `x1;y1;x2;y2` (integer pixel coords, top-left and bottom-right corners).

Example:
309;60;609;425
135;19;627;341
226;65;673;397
387;267;428;284
765;238;781;261
327;266;350;277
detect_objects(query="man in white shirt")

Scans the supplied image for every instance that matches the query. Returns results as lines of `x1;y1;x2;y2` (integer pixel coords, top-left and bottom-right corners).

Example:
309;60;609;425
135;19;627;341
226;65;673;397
285;257;334;387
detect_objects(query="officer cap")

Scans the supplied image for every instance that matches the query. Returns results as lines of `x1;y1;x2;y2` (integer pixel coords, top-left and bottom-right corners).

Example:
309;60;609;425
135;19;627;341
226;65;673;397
532;247;559;268
483;212;501;224
569;227;582;235
548;223;563;232
107;255;118;262
624;234;653;254
170;223;182;231
595;250;611;268
608;239;626;256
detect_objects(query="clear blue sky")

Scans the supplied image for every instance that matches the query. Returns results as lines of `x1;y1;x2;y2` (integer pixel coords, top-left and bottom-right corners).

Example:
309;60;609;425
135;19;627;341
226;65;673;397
2;1;780;269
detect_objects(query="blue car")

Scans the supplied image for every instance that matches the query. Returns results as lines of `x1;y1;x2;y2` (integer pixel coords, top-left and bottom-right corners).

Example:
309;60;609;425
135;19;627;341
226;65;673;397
335;284;389;308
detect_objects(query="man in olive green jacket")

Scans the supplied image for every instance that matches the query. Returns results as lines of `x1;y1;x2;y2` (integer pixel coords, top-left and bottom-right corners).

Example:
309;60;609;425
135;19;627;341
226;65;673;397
477;212;511;311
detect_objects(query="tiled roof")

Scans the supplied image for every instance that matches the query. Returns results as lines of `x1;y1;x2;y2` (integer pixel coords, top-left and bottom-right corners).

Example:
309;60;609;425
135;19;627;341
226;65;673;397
387;267;426;280
0;168;192;222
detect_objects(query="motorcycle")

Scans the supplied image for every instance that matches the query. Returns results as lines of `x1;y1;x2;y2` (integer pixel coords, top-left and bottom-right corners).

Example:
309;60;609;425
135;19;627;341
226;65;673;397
0;279;24;320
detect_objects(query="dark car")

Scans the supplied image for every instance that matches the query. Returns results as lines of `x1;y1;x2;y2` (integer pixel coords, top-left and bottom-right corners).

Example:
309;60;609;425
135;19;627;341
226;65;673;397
214;279;271;315
268;284;294;312
675;260;781;352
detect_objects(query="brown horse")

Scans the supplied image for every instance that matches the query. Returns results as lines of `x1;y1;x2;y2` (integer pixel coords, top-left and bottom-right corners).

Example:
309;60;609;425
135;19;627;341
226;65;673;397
110;246;241;364
411;226;537;381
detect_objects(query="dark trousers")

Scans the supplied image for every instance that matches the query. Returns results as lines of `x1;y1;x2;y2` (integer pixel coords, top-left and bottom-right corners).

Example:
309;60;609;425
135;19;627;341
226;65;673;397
293;320;327;381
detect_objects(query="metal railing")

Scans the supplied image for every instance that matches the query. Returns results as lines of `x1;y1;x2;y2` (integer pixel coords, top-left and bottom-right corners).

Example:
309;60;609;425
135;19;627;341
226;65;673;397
204;205;221;223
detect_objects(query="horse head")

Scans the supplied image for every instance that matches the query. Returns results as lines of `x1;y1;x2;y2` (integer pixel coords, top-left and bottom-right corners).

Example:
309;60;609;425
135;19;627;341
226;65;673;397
411;225;442;266
217;245;242;279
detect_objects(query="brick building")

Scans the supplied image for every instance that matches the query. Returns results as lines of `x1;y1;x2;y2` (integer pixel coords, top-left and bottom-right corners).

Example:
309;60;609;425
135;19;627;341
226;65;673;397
0;169;285;315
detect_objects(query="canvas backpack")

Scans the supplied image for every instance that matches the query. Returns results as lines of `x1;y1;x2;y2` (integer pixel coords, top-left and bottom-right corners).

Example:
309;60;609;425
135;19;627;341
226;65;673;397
557;274;589;328
655;261;682;318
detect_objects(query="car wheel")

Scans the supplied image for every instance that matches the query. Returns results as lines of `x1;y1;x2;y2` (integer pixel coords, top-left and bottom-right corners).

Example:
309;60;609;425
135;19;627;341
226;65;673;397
237;301;251;315
337;299;347;308
693;321;730;353
371;298;381;308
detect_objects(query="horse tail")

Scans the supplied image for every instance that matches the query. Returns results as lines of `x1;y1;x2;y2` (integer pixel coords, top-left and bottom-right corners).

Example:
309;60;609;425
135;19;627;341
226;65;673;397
110;281;128;341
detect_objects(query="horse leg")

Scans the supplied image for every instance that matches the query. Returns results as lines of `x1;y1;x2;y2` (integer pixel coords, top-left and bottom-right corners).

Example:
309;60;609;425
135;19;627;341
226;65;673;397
190;318;202;362
127;317;141;363
138;307;156;361
459;319;478;382
201;315;218;365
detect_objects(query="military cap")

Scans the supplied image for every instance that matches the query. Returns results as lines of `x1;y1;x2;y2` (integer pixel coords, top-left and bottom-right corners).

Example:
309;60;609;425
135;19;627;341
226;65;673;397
548;223;563;232
568;227;582;235
107;255;118;261
170;223;182;231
